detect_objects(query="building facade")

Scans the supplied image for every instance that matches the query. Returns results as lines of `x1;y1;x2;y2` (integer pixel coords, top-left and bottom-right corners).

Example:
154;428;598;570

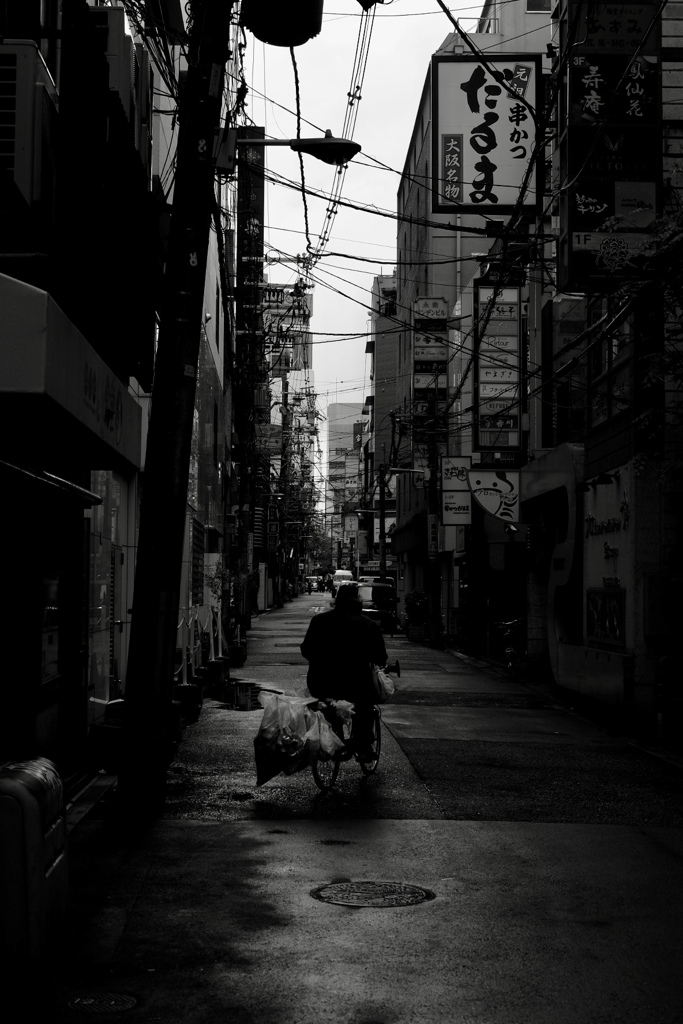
392;0;682;739
0;0;237;787
325;403;364;571
392;3;552;639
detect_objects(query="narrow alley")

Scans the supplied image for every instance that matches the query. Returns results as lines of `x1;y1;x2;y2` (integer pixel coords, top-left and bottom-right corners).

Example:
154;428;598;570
52;597;683;1024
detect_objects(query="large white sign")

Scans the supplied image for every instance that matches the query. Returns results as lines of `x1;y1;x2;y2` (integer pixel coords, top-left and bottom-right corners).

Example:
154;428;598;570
442;456;471;524
432;55;540;213
443;493;472;525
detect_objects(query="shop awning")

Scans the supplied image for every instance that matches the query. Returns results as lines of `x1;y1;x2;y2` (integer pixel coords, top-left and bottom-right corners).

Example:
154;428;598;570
0;459;103;505
0;273;142;470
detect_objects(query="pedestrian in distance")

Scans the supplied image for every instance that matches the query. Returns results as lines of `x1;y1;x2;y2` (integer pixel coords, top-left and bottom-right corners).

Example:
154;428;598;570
300;582;387;760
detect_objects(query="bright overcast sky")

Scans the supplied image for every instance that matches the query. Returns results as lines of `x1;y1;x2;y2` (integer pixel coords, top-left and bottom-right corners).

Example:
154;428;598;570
246;1;480;414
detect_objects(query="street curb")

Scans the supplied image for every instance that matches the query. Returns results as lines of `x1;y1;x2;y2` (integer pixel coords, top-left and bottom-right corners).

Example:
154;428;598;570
442;644;683;773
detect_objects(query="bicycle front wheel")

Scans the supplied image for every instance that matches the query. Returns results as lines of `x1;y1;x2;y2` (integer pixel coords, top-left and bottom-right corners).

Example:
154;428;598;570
359;707;382;775
312;754;341;791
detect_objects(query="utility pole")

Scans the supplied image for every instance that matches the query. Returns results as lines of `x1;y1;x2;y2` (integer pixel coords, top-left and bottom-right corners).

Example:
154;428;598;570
427;378;443;647
378;463;387;582
118;0;232;816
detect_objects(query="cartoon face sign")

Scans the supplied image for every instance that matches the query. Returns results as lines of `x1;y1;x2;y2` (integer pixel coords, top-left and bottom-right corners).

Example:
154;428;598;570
466;470;519;522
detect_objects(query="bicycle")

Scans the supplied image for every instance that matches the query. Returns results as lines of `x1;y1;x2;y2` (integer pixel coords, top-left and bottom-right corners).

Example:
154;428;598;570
310;660;400;791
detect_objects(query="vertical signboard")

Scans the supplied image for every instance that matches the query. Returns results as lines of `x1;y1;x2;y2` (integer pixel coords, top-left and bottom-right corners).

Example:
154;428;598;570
560;1;660;290
236;128;265;336
412;297;450;455
260;282;312;377
473;284;521;452
442;456;472;525
432;54;541;213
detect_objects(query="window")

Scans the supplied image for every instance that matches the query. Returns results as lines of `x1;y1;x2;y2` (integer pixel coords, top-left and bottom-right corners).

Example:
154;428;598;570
586;589;625;646
527;0;551;10
588;298;633;429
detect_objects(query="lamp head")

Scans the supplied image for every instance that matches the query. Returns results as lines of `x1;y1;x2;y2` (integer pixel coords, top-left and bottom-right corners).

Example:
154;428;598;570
290;130;361;166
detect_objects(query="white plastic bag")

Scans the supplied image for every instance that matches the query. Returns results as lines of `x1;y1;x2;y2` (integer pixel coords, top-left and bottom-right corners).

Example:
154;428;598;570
317;715;346;761
303;707;345;761
254;694;317;784
372;665;394;703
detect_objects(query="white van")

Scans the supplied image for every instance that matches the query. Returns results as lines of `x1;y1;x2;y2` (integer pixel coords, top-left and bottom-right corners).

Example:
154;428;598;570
331;570;353;595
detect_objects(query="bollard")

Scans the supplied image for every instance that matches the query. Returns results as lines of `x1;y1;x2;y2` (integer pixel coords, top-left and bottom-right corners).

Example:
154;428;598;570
0;757;68;973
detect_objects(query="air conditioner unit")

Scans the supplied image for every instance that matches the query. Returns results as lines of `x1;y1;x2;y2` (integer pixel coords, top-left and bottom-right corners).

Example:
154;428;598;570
0;41;59;208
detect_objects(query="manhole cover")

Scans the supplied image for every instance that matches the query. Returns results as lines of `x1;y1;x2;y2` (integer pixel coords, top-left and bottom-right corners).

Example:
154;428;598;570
68;993;138;1014
311;881;436;907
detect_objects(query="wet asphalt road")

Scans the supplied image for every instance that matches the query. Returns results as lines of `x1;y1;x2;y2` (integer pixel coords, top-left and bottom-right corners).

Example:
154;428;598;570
166;594;683;828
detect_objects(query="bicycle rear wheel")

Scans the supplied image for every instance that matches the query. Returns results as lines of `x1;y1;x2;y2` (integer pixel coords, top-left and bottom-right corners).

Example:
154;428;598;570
359;707;382;775
312;753;341;791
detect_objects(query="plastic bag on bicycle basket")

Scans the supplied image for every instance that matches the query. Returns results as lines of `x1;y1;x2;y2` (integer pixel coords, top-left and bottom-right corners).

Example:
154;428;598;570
327;699;355;739
316;715;346;761
254;693;319;785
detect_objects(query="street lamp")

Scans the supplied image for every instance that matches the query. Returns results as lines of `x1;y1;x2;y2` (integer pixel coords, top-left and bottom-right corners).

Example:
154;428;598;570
216;128;362;175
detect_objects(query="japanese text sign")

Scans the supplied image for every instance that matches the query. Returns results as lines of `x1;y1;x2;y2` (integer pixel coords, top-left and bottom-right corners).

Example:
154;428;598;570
474;285;522;452
432;55;540;213
560;2;661;289
569;2;659;56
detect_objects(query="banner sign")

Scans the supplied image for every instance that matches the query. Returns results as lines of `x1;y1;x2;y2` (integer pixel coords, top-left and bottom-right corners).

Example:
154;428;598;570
432;54;541;213
474;285;521;451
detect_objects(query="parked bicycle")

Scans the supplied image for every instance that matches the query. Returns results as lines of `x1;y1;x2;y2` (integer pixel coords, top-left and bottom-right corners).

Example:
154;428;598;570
310;659;400;791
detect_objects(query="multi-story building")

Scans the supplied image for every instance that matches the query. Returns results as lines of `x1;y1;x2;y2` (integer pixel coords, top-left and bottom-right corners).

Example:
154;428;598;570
392;0;681;740
521;0;683;737
362;272;398;579
0;0;236;787
392;2;552;639
325;403;364;571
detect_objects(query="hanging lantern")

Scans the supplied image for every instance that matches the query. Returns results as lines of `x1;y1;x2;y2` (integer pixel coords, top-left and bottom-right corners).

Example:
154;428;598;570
240;0;324;47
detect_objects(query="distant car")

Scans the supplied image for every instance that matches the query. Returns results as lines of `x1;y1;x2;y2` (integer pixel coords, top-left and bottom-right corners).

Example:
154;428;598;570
357;583;398;634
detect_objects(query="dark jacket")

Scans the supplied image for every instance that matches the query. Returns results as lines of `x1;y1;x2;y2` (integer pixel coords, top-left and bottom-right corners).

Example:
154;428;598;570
300;606;388;703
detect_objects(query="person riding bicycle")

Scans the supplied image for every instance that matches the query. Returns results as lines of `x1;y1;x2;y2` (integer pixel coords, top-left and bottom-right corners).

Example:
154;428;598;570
300;582;387;761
